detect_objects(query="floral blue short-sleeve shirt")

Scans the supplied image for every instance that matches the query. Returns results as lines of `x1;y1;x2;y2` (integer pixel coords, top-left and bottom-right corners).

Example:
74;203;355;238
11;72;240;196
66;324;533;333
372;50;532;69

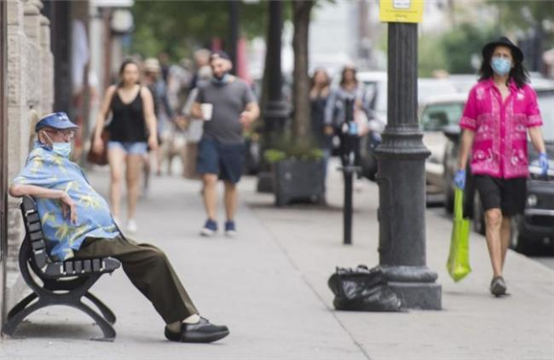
13;142;120;261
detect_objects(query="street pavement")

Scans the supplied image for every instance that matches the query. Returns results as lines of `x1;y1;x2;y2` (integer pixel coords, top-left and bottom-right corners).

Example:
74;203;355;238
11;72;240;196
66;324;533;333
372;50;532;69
1;159;553;360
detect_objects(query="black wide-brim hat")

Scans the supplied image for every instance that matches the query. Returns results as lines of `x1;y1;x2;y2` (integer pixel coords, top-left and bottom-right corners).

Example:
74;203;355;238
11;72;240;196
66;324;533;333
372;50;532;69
482;36;524;62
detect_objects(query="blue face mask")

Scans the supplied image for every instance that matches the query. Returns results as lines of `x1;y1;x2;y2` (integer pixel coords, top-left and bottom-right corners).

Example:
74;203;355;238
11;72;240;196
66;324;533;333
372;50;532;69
52;142;72;158
211;73;230;86
491;57;512;76
44;132;72;158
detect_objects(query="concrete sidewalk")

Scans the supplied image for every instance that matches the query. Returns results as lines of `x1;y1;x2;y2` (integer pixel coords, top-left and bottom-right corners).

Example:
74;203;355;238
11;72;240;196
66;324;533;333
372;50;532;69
1;161;553;360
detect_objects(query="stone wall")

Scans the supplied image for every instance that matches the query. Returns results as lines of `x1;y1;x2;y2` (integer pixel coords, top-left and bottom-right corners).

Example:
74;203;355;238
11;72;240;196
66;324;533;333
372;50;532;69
5;0;53;305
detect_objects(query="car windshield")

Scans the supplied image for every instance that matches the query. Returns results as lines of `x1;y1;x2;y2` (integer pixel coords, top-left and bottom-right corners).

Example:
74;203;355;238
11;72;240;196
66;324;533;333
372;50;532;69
420;102;464;131
537;90;554;143
365;79;460;116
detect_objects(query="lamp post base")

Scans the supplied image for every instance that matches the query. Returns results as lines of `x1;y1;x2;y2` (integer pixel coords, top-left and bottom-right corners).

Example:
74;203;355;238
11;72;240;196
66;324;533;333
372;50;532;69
389;282;442;310
380;265;442;310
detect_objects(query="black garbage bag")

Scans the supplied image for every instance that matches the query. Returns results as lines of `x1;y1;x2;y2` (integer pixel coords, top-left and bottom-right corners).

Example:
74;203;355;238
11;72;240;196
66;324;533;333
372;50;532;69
328;265;403;312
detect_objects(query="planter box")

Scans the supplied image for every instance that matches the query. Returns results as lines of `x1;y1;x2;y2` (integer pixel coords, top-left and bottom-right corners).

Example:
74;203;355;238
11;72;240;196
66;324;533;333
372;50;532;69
273;159;325;206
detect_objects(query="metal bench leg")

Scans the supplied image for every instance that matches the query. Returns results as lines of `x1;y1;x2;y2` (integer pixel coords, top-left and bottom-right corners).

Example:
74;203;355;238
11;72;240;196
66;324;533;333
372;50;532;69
3;300;45;337
73;301;116;341
7;293;38;321
84;292;116;324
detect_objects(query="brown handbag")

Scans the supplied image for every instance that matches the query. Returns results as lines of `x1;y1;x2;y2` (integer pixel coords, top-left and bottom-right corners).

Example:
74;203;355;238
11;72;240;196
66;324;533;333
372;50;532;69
86;129;110;166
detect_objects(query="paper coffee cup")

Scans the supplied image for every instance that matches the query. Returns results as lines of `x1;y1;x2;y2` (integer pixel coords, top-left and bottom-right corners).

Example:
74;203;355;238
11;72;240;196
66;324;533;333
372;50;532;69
201;103;213;121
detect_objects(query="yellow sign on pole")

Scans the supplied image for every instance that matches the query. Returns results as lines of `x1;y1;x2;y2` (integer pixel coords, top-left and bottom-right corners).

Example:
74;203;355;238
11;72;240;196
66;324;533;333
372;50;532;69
379;0;424;23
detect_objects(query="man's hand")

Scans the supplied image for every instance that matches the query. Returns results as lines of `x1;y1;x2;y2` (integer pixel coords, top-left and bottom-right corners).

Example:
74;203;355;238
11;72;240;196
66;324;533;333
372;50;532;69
539;152;549;176
454;169;466;190
324;125;334;136
148;135;159;151
59;192;77;224
239;111;254;129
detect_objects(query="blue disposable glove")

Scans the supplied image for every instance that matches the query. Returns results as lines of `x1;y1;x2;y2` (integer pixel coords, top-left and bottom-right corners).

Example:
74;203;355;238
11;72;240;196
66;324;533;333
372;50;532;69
454;169;466;189
539;152;549;176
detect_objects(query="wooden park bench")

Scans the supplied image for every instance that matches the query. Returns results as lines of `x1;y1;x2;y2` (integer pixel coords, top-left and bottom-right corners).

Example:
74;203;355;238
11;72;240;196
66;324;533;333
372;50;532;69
3;196;121;341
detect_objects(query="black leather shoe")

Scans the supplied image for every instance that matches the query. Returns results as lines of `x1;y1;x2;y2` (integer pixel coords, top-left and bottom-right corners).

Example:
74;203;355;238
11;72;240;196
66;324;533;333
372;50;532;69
165;317;229;343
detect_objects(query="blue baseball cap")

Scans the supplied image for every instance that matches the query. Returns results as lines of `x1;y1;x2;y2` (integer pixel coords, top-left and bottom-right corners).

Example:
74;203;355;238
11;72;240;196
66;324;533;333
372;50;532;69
35;112;79;133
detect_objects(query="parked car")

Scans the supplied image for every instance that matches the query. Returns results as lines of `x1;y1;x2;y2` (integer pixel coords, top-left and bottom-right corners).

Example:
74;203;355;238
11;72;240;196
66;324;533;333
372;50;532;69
443;85;554;254
356;72;460;181
418;93;467;207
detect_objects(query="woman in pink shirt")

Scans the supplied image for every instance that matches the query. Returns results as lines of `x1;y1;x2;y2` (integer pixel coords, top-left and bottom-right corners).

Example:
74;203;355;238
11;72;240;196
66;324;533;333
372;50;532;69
456;37;549;297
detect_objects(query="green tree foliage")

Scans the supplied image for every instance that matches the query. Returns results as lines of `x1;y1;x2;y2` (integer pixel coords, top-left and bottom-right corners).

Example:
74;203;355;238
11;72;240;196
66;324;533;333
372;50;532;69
418;22;496;76
440;22;496;74
418;34;447;77
491;0;554;29
131;1;272;60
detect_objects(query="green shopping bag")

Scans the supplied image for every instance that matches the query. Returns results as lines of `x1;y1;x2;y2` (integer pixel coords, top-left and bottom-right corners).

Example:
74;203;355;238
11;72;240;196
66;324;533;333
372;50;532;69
447;188;472;282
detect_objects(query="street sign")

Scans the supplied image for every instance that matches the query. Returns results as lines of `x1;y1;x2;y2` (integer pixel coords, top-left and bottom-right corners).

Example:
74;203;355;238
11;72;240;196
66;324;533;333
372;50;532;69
379;0;424;23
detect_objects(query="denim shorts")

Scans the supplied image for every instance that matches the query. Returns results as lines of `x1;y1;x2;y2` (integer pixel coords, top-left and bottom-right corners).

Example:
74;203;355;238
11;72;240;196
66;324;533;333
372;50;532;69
108;141;148;155
196;138;245;184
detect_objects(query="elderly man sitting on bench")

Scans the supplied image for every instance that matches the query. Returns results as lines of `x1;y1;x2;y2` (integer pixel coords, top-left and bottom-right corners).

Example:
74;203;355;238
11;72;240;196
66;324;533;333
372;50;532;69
8;112;229;344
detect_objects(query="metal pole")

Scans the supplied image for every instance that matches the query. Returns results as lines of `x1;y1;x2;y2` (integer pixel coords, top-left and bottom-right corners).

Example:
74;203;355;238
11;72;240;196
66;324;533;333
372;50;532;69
341;97;357;245
343;171;353;245
228;0;239;75
257;0;289;193
374;23;441;310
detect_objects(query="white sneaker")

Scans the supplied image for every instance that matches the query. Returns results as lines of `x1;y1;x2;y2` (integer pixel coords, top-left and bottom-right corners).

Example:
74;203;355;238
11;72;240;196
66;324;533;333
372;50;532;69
126;219;138;233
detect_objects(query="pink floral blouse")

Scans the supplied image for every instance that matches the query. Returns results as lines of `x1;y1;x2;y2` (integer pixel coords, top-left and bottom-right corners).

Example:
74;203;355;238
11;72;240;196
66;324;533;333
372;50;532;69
460;79;543;179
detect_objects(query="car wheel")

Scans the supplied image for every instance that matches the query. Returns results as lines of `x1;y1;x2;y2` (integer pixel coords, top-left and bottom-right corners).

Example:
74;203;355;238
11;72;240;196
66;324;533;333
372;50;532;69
473;191;486;235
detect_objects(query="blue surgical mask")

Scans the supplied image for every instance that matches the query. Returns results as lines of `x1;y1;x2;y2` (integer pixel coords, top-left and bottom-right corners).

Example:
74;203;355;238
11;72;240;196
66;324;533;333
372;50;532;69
491;57;512;76
44;132;72;157
52;142;72;158
211;73;230;86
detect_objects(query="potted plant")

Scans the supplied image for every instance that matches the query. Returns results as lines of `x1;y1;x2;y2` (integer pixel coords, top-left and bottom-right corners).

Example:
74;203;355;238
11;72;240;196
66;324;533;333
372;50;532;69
264;138;325;207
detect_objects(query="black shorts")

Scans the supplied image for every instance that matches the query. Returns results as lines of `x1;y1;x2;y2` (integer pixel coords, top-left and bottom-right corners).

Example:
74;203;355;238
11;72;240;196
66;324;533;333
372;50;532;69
474;175;527;216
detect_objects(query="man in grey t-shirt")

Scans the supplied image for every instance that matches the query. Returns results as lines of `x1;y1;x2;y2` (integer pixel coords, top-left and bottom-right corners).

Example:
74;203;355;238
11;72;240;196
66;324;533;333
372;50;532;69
192;51;259;237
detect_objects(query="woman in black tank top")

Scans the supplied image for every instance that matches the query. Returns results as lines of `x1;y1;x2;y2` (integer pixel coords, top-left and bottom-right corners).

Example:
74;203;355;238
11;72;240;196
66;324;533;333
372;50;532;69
92;59;158;234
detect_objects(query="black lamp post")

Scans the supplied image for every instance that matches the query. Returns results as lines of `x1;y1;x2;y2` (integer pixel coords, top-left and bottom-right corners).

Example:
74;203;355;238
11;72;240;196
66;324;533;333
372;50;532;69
257;0;289;193
374;23;442;310
228;0;239;75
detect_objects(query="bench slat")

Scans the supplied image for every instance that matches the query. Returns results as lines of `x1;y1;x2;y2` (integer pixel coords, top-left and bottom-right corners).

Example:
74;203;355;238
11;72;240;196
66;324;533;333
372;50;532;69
83;260;92;273
27;213;40;223
31;240;45;250
33;250;48;269
92;259;101;271
29;231;43;241
28;222;41;232
64;261;74;274
74;261;82;273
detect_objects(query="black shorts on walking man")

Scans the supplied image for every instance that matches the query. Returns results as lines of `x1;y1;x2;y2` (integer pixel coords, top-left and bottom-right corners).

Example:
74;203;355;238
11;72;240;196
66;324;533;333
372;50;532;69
192;51;260;238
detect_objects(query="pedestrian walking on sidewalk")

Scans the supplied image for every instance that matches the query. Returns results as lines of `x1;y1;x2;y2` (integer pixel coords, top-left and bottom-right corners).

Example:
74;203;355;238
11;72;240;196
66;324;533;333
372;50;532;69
455;37;549;297
9;112;229;343
191;51;260;237
310;67;332;179
324;64;370;190
143;57;175;179
92;59;158;234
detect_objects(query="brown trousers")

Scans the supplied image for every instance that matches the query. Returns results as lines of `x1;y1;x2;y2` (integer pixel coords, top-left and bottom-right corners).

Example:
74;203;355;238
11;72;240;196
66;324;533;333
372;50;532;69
74;236;198;324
